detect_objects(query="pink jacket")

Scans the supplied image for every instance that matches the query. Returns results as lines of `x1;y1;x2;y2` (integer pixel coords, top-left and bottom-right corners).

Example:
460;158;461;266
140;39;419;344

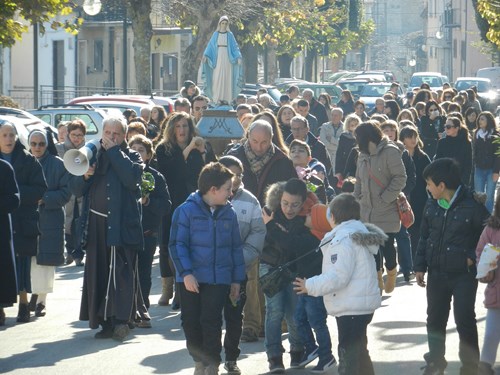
476;225;500;309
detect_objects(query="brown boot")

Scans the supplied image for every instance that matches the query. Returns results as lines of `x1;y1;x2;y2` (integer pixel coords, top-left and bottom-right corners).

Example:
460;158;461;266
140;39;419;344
377;270;384;293
158;277;170;306
384;267;398;293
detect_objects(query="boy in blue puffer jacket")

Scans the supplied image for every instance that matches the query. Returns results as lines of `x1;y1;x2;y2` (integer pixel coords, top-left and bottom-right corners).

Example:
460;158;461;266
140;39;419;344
169;162;246;375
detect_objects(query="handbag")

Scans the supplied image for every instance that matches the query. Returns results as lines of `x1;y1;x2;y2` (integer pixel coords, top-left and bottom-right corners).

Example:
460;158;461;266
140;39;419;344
367;166;415;229
259;237;333;298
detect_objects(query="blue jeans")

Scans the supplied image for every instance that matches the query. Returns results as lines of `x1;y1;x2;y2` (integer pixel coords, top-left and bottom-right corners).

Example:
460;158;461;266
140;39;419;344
395;225;413;275
294;294;333;361
474;168;496;213
260;263;303;359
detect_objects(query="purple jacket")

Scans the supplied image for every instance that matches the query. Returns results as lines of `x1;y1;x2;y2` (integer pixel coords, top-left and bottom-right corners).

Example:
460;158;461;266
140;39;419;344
476;225;500;309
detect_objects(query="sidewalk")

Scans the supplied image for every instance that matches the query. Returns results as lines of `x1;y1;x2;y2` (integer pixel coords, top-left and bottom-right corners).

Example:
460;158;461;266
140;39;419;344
0;255;496;374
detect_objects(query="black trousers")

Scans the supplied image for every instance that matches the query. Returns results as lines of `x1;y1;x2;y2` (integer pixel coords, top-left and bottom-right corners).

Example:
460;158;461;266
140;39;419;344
425;271;479;374
223;280;247;361
336;314;374;375
137;234;157;308
375;232;397;271
180;283;229;366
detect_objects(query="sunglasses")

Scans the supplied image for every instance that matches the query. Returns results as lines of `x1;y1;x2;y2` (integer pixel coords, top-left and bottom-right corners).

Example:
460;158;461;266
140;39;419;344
30;141;46;147
444;125;457;129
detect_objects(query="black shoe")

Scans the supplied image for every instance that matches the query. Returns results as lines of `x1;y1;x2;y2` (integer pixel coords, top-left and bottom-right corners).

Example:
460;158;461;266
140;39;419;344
290;350;304;369
224;361;241;374
94;326;113;339
421;363;445;375
298;347;319;368
29;294;38;312
35;303;46;317
112;323;130;342
171;301;180;311
16;303;31;323
74;258;84;267
65;255;74;265
268;357;285;374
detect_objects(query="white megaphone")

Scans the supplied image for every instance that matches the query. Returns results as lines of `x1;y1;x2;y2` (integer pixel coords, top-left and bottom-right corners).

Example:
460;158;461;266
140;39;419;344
63;139;101;176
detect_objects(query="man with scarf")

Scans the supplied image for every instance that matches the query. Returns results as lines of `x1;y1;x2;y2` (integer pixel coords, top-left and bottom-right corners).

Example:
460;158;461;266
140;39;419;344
70;116;144;342
227;120;296;206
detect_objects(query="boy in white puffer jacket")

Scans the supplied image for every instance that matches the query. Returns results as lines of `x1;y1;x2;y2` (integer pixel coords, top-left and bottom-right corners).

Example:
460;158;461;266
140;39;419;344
293;193;386;375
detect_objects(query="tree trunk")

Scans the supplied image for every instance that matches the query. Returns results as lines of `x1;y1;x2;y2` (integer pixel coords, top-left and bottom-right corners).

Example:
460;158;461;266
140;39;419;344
304;49;317;82
267;41;277;84
127;0;153;95
181;17;219;84
278;54;293;78
241;43;258;83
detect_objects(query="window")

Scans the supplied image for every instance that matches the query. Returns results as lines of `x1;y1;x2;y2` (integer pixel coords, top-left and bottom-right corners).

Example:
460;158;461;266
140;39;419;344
55;114;98;135
94;40;103;72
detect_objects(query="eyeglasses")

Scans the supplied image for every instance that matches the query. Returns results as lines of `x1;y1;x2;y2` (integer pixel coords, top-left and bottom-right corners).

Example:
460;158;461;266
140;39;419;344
290;127;306;132
30;142;46;147
69;133;84;138
444;125;457;129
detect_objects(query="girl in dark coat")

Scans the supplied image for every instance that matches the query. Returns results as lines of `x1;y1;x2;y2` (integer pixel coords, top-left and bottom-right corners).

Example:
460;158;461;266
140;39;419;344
434;116;473;186
0;158;20;325
155;112;215;308
29;130;71;317
400;126;431;259
336;90;355;117
335;114;360;180
129;135;171;314
0;121;47;323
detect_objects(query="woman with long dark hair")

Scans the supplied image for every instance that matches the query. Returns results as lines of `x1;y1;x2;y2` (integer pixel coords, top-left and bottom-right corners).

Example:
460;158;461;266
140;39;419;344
473;112;500;213
155;112;216;309
419;100;446;158
399;126;431;259
435;116;472;186
336;90;355;117
276;104;296;140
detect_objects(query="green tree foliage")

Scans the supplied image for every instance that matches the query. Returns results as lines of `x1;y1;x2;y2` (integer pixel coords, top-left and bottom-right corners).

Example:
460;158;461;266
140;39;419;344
242;0;374;78
0;0;82;47
474;0;500;47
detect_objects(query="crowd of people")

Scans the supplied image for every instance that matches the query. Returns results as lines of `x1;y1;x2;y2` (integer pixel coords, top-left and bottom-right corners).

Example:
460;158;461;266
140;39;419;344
1;75;500;375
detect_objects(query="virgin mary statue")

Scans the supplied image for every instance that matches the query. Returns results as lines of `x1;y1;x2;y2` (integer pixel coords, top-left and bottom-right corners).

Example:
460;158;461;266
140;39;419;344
202;16;243;104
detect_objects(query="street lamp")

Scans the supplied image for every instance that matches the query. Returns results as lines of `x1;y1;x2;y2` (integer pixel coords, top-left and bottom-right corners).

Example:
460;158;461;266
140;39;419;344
83;0;102;16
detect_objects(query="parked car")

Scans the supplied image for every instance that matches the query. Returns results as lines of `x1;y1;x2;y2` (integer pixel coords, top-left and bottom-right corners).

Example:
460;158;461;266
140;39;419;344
292;82;343;103
454;77;499;112
68;94;174;116
29;104;108;142
408;72;447;92
477;67;500;91
337;78;375;100
359;82;405;112
240;83;282;104
356;70;395;82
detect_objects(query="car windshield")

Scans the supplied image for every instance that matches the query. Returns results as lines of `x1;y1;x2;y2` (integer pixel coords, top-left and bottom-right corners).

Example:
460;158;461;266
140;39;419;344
455;80;490;93
410;75;443;87
338;81;368;98
360;84;390;97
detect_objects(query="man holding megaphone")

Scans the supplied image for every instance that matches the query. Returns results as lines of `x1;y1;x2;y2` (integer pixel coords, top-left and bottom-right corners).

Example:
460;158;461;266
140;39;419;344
69;116;145;342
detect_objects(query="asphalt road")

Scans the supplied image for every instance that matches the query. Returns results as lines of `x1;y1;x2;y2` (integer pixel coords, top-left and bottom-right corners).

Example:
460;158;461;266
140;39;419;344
0;255;498;375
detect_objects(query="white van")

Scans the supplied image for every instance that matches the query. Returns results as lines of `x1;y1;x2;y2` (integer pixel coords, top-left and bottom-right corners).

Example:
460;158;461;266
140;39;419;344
477;67;500;91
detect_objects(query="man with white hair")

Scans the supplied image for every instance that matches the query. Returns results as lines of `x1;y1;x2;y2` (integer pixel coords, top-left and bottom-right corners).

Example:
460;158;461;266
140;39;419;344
302;89;328;129
71;116;145;342
227;120;296;205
